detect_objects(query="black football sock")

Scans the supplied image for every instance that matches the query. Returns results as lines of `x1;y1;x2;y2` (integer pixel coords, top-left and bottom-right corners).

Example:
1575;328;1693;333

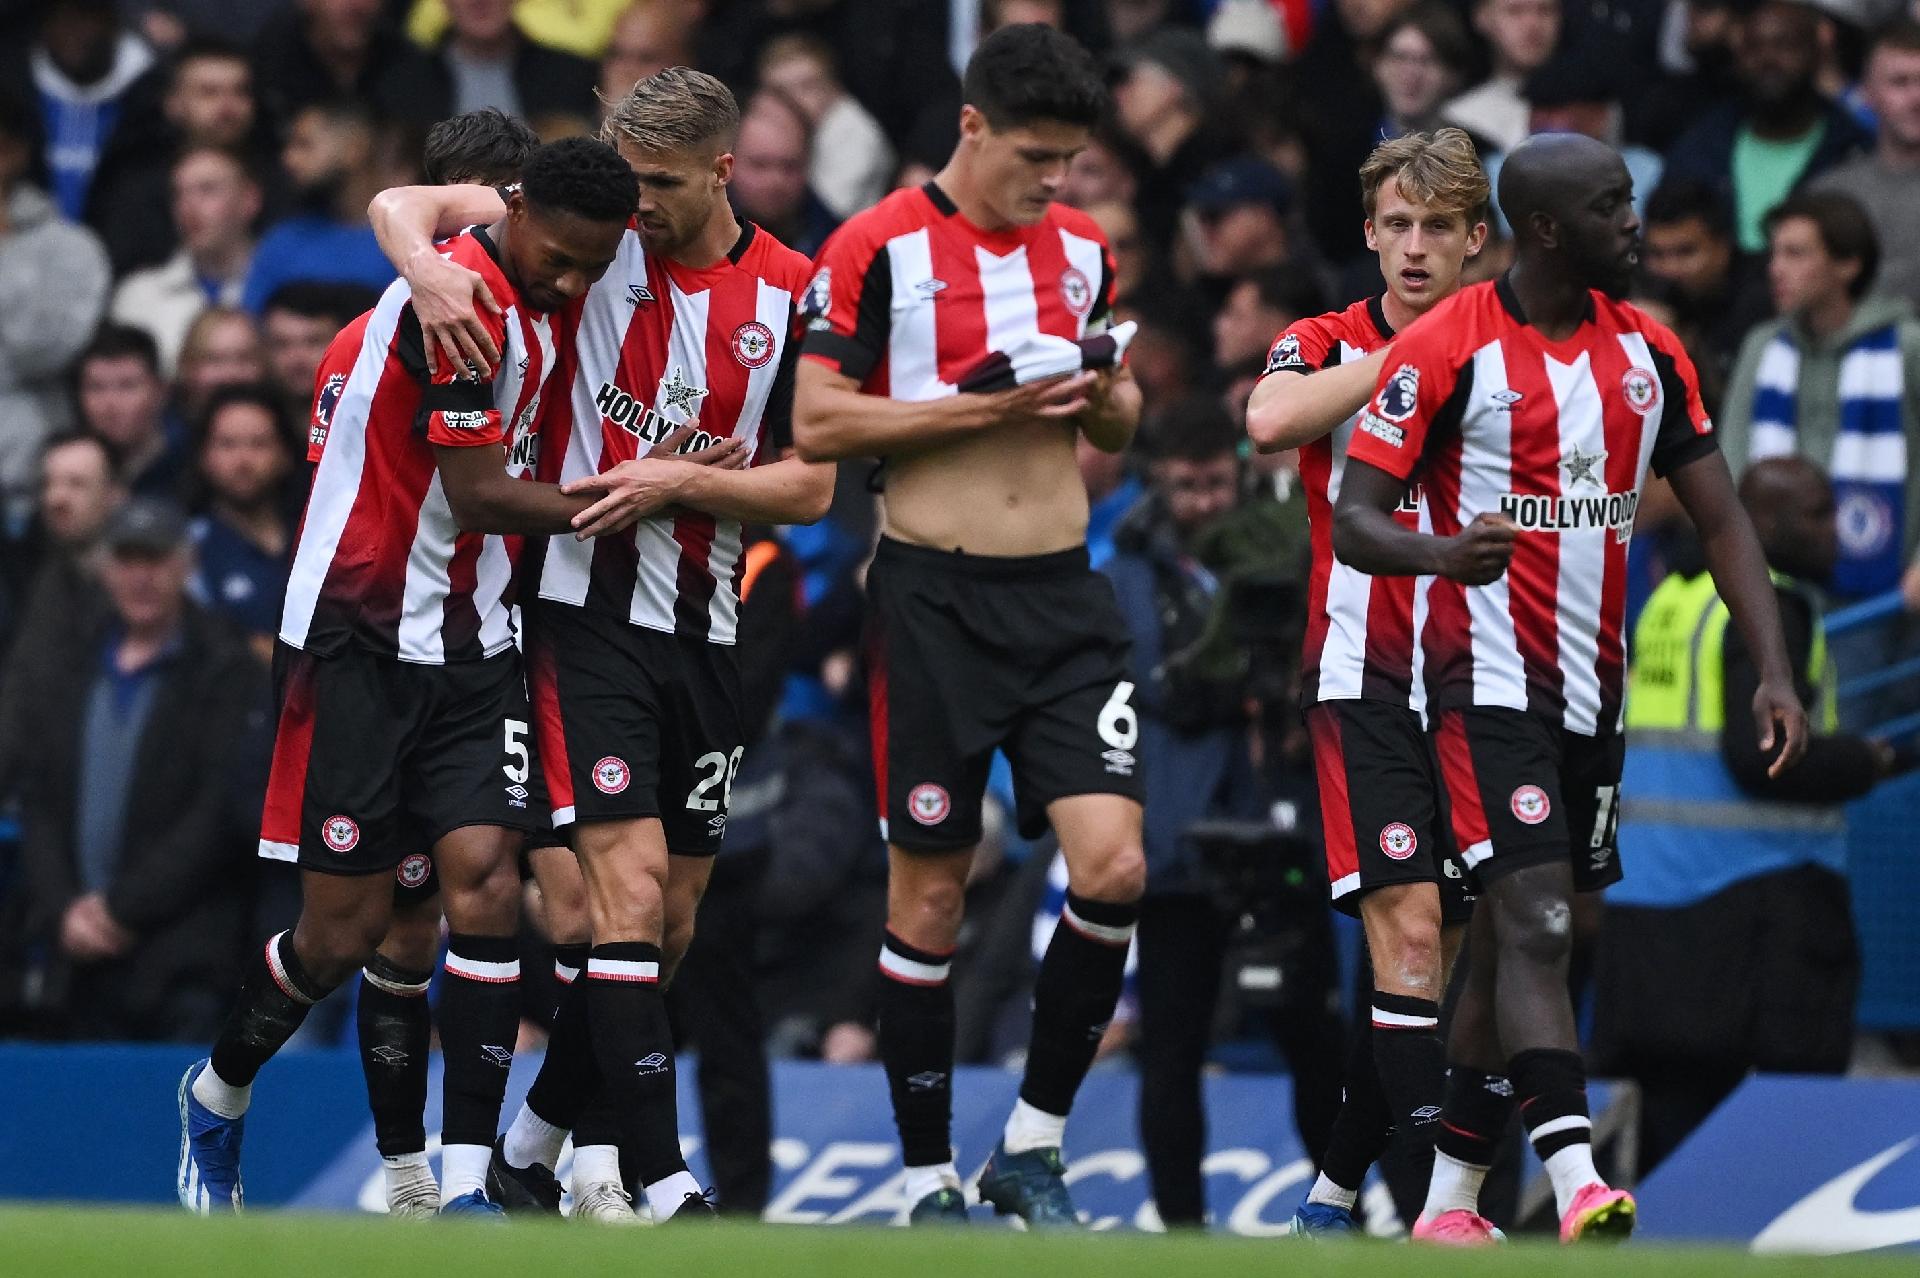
1317;1018;1393;1198
877;931;957;1169
552;942;589;1008
523;975;598;1134
356;954;433;1158
586;942;686;1186
1510;1047;1602;1213
1371;991;1446;1183
1423;1064;1514;1217
438;935;522;1149
1017;894;1139;1125
208;931;334;1089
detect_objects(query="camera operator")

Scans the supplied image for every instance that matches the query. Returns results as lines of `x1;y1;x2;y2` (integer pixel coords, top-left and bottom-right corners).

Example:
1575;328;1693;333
1104;396;1298;1226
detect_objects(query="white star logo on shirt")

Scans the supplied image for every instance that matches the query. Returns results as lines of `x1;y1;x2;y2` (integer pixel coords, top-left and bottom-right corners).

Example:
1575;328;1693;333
659;367;709;418
1561;444;1608;489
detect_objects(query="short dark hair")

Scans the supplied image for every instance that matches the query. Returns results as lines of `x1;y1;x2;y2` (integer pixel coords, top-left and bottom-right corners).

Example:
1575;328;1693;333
520;137;640;224
1380;3;1475;79
1766;190;1880;300
42;431;112;471
81;324;162;378
424;108;539;186
263;281;381;329
1644;178;1733;239
199;382;291;446
1140;393;1243;463
171;142;258;185
167;35;249;88
1870;17;1920;61
963;23;1107;131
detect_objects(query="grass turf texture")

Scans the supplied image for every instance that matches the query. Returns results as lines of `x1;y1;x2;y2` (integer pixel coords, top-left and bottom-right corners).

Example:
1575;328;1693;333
5;1208;1920;1277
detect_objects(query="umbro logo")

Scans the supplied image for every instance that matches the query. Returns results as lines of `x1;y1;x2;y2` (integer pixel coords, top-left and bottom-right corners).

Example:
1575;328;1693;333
1411;1105;1443;1124
1490;389;1523;410
635;1052;670;1075
906;1070;948;1092
480;1045;513;1069
627;283;655;306
1101;748;1136;776
516;355;529;377
914;278;947;299
708;813;728;836
370;1046;409;1065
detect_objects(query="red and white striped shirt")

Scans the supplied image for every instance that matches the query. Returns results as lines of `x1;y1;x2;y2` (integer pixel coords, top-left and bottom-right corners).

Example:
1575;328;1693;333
1264;295;1429;712
534;221;808;644
798;182;1115;400
1346;277;1716;734
283;227;556;664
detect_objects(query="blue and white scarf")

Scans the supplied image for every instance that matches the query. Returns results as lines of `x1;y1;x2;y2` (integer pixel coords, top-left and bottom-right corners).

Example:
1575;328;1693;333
1751;324;1907;597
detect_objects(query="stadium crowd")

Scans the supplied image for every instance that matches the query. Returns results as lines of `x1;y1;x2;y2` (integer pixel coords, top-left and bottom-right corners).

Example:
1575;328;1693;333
0;0;1916;1231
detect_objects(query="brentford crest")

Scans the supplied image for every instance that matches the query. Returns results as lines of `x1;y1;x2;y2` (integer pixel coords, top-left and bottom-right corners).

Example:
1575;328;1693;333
322;814;360;853
1510;785;1551;825
1621;366;1658;412
732;320;775;369
908;783;951;826
593;756;631;795
1060;267;1093;317
395;853;432;888
1379;822;1418;861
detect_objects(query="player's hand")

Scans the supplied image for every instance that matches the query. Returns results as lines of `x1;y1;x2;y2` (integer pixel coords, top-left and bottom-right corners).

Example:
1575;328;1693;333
657;420;749;470
404;246;502;378
564;457;692;538
60;893;131;960
1436;513;1517;584
1753;678;1809;778
989;371;1095;425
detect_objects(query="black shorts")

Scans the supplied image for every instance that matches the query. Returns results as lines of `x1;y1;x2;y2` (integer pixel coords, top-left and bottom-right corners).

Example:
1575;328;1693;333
525;602;742;857
865;537;1144;852
389;777;567;908
258;643;536;876
1430;706;1624;892
1307;700;1474;922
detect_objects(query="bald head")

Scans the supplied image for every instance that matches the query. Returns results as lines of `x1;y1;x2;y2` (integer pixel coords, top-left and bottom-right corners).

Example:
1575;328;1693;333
1741;456;1837;582
1497;133;1640;294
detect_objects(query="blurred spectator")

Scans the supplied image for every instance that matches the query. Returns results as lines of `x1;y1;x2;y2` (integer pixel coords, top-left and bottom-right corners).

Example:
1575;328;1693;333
1636;0;1744;152
375;0;599;134
1084;198;1151;299
12;498;263;1042
421;105;537;186
730;90;838;258
1372;5;1476;142
0;90;112;531
0;434;120;668
1181;157;1294;285
1212;266;1327;376
14;0;154;221
174;308;271;423
1519;59;1665;214
1444;0;1561;151
1722;190;1920;601
1113;28;1229;258
1061;124;1140;211
77;325;186;502
1815;22;1920;313
404;0;639;60
1080;435;1144;570
1597;456;1903;1170
109;145;261;374
1642;178;1770;412
241;101;397;314
695;0;961;170
1103;398;1262;1226
1208;0;1291;70
758;35;896;221
261;282;376;422
598;0;697;109
187;384;294;662
251;0;412;129
1664;0;1871;255
85;37;270;276
1295;0;1411;264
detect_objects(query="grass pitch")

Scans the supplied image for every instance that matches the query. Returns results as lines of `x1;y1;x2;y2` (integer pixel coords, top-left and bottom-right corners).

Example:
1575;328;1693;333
5;1207;1920;1278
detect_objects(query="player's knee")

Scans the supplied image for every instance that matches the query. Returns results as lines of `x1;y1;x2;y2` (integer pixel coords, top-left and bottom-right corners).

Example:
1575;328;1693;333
378;910;443;973
587;866;667;942
1074;840;1146;905
442;858;523;936
1496;893;1574;970
890;873;966;945
296;917;386;987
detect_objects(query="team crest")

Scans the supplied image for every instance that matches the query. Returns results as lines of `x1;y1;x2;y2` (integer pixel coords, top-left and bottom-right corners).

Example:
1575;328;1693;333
1838;489;1896;556
1379;822;1418;861
322;814;360;854
800;266;832;328
1510;785;1551;826
593;756;631;795
395;853;432;888
1060;267;1093;317
1621;367;1658;412
1375;364;1421;423
907;783;951;826
731;320;775;369
311;372;347;450
1265;334;1303;374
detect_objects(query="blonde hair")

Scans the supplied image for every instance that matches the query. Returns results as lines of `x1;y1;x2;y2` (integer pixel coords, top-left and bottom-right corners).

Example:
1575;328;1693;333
601;66;741;157
1359;128;1490;225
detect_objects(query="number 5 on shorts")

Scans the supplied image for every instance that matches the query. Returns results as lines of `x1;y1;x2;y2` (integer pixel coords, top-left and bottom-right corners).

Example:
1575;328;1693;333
503;718;530;783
